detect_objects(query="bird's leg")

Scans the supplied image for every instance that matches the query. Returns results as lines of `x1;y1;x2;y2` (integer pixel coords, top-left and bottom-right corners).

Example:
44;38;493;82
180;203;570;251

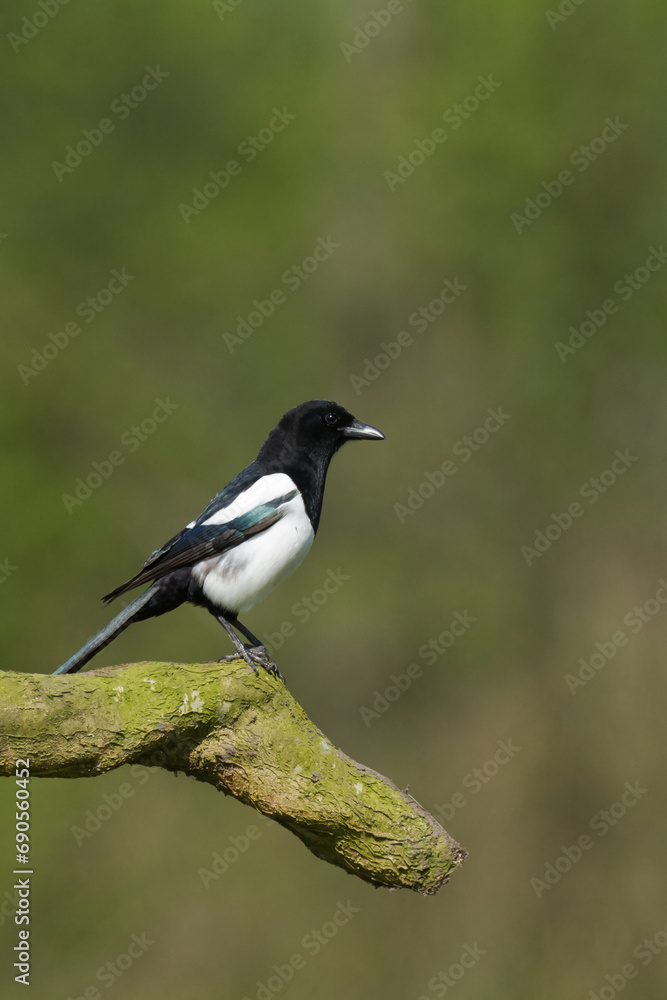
230;616;283;681
214;614;283;681
229;616;265;648
228;615;283;682
215;615;258;674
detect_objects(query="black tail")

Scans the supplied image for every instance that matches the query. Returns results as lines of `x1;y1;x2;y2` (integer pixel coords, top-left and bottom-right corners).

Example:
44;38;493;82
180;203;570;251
54;584;160;675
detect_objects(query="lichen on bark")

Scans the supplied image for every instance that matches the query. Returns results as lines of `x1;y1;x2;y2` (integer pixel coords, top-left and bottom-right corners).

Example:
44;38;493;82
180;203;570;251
0;661;466;894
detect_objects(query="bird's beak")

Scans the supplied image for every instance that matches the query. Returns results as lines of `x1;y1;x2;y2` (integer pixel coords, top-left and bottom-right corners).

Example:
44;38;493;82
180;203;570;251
342;419;386;441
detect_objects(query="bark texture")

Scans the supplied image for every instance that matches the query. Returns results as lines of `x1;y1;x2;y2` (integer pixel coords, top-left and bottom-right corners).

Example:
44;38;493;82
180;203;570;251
0;661;466;894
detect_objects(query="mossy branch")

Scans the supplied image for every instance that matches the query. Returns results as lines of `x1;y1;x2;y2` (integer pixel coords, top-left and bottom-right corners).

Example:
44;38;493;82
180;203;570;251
0;661;466;894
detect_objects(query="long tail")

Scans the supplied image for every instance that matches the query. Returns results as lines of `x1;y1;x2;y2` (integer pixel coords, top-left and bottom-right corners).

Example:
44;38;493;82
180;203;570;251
54;584;160;675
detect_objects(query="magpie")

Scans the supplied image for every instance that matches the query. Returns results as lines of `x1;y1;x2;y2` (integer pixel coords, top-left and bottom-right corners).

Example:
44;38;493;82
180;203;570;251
54;400;385;680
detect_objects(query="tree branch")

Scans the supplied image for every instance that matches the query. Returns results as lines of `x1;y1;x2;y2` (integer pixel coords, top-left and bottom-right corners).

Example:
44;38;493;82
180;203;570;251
0;661;466;894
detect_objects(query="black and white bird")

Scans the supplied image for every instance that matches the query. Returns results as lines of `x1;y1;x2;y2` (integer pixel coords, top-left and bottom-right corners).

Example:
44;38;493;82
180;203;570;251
54;400;384;679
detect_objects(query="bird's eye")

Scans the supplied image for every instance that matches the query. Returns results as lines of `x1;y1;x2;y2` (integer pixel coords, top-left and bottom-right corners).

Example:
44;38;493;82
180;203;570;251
324;411;339;426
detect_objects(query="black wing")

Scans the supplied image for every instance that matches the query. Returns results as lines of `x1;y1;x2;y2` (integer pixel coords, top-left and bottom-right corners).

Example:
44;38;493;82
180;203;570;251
102;489;296;603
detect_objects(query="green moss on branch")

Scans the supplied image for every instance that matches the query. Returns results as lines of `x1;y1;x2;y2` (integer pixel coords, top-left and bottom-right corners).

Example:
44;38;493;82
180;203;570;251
0;662;466;894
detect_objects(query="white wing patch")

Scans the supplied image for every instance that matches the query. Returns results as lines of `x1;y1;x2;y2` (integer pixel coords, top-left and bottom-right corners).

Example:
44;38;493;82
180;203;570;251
201;473;300;526
192;477;315;614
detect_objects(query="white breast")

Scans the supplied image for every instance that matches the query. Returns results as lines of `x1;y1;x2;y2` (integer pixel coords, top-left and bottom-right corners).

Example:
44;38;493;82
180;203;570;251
191;477;315;614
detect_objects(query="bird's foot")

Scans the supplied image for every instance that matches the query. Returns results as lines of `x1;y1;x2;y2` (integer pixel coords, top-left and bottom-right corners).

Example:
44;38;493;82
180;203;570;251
217;645;283;681
243;643;284;682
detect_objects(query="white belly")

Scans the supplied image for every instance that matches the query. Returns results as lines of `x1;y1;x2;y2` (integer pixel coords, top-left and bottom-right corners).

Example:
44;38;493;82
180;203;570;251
192;491;314;613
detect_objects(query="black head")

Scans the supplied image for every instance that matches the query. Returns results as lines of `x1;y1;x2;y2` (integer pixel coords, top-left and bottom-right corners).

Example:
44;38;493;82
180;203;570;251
260;399;384;464
258;400;385;529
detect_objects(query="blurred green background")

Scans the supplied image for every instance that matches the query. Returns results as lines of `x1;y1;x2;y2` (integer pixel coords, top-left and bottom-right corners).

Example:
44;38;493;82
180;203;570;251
2;1;667;997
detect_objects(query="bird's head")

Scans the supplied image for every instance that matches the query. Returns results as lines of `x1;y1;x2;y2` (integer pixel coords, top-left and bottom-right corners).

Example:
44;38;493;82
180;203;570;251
260;399;385;470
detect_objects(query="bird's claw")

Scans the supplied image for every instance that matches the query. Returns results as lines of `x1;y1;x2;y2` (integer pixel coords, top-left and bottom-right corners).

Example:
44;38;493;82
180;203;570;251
217;645;283;681
244;644;284;682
